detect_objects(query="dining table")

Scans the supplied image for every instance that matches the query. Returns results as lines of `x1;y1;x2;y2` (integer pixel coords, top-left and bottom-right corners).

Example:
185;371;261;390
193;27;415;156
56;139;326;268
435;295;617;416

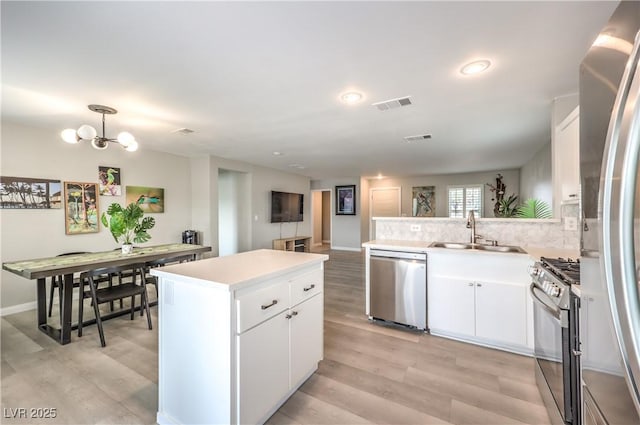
2;243;211;345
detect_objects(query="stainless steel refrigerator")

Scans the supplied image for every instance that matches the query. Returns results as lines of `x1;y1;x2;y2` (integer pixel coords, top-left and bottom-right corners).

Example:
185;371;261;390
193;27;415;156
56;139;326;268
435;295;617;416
580;1;640;423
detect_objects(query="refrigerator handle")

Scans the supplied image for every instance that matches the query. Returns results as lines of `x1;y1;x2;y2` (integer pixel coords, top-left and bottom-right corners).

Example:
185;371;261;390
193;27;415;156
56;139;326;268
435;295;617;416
600;29;640;413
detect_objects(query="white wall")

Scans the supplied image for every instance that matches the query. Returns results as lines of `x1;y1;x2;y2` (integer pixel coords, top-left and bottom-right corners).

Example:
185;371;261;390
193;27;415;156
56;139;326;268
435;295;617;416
519;142;552;207
367;169;520;218
1;121;192;310
310;178;361;250
190;155;311;256
218;169;251;256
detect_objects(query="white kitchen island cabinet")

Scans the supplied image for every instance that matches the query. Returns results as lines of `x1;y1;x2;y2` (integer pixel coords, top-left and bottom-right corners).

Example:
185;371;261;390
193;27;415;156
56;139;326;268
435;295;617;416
151;249;328;425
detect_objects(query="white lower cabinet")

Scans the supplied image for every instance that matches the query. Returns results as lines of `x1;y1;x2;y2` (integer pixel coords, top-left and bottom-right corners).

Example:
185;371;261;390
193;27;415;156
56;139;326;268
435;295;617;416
290;294;323;387
475;280;527;347
428;250;533;354
237;293;323;424
238;310;290;425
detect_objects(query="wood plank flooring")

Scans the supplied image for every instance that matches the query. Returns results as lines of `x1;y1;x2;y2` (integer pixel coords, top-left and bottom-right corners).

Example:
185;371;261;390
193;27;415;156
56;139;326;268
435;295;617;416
1;249;550;424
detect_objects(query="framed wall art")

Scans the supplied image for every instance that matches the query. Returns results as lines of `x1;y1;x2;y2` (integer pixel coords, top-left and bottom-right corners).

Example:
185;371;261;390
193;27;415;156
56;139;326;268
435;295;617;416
0;176;62;209
64;182;99;234
412;186;436;217
336;184;356;215
126;186;165;213
98;166;121;196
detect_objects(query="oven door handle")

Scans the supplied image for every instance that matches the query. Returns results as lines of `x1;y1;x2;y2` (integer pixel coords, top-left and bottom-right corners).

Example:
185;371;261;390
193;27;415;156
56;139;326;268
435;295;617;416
530;283;563;322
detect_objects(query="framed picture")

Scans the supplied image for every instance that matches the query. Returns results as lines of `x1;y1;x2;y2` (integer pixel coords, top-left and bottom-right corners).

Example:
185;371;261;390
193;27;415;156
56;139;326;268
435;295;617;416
412;186;436;217
336;184;356;215
64;182;99;234
126;186;165;213
0;176;62;209
98;166;121;196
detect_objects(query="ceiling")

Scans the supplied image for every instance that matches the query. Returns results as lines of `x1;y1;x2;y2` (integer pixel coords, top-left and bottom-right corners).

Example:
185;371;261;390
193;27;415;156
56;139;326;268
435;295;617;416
1;1;617;179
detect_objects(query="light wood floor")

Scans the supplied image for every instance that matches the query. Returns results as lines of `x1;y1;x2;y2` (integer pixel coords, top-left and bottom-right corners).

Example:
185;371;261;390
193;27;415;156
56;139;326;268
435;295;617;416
1;250;550;425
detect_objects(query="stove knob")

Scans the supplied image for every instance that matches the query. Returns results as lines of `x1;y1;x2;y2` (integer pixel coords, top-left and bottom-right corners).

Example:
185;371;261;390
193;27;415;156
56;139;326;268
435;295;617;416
551;285;561;297
529;266;540;277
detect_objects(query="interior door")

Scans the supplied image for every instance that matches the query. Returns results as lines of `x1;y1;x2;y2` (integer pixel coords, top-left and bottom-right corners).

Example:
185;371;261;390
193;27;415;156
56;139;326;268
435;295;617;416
369;187;401;240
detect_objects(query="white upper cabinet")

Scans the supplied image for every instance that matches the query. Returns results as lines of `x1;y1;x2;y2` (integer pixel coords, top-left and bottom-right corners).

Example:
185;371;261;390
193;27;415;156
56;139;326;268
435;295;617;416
553;106;580;206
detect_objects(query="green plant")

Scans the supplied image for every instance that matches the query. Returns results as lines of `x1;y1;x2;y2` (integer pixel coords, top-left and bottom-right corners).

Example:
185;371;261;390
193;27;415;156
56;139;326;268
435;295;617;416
101;202;155;245
496;194;519;218
516;199;552;219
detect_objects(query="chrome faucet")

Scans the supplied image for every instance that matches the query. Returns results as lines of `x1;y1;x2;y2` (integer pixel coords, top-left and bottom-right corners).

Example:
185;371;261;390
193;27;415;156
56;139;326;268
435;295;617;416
466;210;485;244
466;211;476;244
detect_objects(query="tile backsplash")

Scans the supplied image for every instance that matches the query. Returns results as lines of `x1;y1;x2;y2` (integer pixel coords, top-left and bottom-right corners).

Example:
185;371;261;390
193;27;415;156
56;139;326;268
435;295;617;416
375;204;580;249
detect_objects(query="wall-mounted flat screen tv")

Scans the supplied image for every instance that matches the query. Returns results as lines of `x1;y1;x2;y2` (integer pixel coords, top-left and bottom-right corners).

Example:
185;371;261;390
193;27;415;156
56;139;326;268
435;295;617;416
271;191;304;223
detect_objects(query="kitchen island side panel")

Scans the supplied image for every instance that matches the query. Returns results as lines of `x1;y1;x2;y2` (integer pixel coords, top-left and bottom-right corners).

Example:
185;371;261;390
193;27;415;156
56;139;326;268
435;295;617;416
157;277;233;425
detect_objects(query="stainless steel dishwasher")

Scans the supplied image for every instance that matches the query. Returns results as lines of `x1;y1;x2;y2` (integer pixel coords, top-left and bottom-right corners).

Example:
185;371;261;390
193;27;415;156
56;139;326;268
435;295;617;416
369;249;427;330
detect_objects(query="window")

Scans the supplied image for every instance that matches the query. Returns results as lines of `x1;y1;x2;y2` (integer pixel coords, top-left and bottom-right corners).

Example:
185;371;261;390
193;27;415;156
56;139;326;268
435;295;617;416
448;185;483;218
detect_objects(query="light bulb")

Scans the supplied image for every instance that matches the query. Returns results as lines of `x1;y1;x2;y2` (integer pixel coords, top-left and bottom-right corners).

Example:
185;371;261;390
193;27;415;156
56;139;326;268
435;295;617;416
117;131;135;147
77;124;97;140
340;92;363;104
61;129;79;144
91;138;108;150
125;140;138;152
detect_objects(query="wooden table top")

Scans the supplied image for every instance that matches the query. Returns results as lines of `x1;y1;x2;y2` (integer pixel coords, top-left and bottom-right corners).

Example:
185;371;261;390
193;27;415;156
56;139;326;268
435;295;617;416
2;243;212;280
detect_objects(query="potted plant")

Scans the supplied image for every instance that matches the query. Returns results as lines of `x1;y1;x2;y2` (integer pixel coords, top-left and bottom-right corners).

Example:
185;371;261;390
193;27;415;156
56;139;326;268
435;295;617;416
101;202;155;254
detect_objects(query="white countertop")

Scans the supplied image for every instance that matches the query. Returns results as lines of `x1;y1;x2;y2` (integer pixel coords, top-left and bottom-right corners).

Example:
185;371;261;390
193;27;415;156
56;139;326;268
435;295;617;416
362;239;580;261
151;249;329;290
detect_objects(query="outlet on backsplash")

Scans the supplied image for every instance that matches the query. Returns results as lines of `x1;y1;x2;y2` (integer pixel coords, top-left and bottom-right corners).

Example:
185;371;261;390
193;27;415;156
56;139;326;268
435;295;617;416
410;224;421;232
564;217;578;231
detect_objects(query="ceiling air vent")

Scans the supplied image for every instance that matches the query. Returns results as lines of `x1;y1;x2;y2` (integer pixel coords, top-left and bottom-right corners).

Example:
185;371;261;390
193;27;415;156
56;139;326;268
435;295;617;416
372;96;413;111
171;128;195;135
403;134;432;143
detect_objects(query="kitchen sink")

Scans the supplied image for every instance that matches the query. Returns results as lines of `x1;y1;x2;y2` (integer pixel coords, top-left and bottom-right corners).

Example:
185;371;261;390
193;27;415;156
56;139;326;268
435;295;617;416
474;245;526;253
429;241;526;254
429;242;474;249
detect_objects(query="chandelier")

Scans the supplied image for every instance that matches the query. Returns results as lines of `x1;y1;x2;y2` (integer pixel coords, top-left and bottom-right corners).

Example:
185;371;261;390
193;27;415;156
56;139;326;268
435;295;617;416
61;104;138;152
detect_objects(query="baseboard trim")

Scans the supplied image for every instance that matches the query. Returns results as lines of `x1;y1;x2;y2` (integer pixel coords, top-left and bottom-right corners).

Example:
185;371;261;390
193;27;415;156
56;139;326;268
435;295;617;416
1;301;36;316
330;246;362;252
322;240;331;244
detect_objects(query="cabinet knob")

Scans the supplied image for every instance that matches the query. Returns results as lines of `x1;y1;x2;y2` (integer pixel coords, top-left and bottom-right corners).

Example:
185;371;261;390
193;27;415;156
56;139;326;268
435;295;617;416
285;314;293;319
476;283;482;287
261;299;278;310
303;284;315;292
292;311;298;316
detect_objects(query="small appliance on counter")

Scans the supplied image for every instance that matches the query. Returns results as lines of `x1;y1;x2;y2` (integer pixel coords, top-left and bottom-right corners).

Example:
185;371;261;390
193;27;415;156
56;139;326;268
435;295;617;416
530;257;581;425
182;230;199;245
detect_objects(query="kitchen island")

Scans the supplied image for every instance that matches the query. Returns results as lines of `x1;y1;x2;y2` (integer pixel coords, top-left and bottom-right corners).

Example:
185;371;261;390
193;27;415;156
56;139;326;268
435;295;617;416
151;249;328;425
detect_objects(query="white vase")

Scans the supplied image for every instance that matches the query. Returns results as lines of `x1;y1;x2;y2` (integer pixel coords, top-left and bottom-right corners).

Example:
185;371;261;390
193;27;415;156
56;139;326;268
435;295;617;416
122;244;133;255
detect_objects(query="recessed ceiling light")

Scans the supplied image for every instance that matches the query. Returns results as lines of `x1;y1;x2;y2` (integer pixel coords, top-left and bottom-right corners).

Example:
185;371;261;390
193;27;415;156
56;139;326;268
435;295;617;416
288;163;305;169
340;91;363;104
377;174;383;180
272;151;282;156
460;59;491;75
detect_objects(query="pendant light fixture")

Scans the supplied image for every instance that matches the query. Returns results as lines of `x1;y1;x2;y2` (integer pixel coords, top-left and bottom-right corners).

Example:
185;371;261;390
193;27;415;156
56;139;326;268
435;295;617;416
61;104;138;152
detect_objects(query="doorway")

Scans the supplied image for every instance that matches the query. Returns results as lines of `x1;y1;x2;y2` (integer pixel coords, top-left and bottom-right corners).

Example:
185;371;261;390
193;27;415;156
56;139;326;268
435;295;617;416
369;187;401;240
218;169;251;256
311;189;331;250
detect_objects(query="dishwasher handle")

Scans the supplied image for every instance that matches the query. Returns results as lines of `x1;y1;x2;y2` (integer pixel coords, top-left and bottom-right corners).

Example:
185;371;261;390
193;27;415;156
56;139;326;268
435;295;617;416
370;249;426;261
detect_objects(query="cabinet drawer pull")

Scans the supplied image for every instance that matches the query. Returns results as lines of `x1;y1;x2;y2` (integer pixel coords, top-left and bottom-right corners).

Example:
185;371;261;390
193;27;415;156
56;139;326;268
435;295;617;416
285;313;293;319
261;299;278;310
477;283;482;287
468;282;474;286
303;284;316;292
292;311;298;316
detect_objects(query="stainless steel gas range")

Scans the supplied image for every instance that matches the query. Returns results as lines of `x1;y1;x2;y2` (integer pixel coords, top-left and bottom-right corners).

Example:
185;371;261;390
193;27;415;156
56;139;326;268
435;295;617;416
530;257;581;425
